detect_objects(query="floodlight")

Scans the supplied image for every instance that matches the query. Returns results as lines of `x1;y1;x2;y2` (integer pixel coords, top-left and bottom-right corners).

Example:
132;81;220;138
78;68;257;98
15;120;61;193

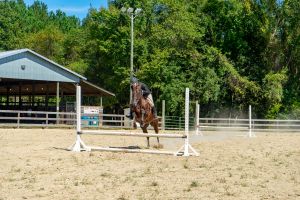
127;7;134;14
135;8;142;15
121;7;127;13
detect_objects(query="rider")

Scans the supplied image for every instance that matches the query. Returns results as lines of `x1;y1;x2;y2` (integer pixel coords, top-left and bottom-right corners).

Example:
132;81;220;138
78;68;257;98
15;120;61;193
126;76;157;119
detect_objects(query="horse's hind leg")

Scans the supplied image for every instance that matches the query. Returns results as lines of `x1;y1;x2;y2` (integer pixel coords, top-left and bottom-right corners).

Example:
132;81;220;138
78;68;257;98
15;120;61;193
151;120;160;145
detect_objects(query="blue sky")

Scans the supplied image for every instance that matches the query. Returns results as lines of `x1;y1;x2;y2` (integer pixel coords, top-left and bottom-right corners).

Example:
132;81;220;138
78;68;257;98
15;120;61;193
24;0;108;20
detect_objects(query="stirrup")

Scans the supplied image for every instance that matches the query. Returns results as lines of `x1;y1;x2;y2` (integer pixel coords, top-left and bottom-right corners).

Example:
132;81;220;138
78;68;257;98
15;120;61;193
126;114;133;119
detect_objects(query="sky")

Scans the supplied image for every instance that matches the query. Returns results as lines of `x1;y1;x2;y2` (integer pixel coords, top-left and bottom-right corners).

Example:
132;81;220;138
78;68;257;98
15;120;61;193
23;0;108;20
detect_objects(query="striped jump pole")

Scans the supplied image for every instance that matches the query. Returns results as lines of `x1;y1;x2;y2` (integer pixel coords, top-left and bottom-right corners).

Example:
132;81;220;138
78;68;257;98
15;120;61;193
70;84;90;152
175;88;199;156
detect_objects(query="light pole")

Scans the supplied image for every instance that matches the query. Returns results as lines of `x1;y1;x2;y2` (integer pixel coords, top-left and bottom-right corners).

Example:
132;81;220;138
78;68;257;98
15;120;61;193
121;7;142;103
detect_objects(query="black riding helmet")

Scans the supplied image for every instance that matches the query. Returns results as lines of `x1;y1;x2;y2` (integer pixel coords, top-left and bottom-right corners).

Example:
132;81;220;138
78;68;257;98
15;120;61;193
130;76;139;83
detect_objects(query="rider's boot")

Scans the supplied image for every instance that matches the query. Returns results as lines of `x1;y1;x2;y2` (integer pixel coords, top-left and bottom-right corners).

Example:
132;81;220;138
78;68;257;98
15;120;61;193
125;109;134;119
152;107;157;118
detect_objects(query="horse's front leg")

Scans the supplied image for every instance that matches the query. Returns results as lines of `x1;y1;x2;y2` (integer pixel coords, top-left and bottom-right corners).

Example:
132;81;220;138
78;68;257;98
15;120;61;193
141;109;145;126
142;125;150;148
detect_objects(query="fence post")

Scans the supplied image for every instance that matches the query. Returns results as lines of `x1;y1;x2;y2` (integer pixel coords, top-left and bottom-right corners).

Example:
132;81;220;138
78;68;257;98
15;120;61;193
162;100;165;130
17;112;20;128
248;105;255;137
46;113;49;127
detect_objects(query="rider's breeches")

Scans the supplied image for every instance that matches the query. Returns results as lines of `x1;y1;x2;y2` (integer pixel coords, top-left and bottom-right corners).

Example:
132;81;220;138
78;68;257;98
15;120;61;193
147;94;154;107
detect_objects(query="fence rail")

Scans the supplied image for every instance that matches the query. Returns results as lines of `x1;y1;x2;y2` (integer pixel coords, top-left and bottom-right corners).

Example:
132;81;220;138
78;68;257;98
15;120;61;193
198;118;300;131
0;109;300;131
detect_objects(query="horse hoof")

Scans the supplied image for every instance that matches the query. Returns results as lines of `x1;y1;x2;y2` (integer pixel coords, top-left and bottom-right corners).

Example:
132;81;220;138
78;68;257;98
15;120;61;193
153;144;164;149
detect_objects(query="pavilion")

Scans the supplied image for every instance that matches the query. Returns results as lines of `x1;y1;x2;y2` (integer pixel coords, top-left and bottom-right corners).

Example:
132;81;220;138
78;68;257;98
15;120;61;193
0;49;114;124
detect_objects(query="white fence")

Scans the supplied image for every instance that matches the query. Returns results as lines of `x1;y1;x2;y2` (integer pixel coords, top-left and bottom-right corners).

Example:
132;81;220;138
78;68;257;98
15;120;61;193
199;118;300;132
0;109;300;131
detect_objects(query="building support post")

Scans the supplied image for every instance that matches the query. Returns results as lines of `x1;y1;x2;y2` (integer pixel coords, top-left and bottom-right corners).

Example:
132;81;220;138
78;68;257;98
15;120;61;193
56;82;59;124
18;82;22;110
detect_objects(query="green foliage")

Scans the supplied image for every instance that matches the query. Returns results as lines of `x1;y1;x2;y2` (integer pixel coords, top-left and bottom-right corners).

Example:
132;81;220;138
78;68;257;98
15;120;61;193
24;24;64;61
1;0;300;117
263;70;287;104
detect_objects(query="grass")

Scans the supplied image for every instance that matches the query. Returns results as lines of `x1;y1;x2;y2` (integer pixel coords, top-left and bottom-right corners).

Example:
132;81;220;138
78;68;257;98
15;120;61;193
210;186;218;193
198;163;207;168
151;181;158;186
217;178;226;183
241;182;248;187
248;160;255;165
190;181;198;187
240;173;248;179
183;159;189;169
81;177;92;185
100;172;111;177
117;194;128;200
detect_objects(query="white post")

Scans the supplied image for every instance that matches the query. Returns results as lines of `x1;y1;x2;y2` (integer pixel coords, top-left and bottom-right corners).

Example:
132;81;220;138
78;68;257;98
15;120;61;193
129;13;134;104
56;82;59;124
195;102;201;136
162;100;165;131
76;85;81;133
71;84;90;152
248;105;255;138
183;88;190;156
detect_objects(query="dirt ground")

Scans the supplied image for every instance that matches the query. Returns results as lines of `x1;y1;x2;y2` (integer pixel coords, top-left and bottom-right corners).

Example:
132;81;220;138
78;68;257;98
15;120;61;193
0;128;300;200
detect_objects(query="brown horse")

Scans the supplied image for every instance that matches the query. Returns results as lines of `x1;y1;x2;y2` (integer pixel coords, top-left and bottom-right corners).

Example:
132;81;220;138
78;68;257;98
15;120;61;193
131;82;160;148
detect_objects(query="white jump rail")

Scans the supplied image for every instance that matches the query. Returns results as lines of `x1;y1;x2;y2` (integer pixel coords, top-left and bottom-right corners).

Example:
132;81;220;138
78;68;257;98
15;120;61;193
70;87;199;156
78;130;187;138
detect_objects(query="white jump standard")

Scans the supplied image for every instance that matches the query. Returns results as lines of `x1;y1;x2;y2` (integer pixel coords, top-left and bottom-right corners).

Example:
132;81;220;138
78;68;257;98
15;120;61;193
70;86;199;156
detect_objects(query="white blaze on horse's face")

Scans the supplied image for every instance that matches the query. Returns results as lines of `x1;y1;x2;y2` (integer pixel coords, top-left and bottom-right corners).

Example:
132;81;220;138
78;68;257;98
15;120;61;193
132;82;139;107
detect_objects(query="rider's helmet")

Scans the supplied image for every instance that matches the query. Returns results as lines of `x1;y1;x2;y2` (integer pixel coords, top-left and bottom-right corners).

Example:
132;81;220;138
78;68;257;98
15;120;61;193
130;76;139;83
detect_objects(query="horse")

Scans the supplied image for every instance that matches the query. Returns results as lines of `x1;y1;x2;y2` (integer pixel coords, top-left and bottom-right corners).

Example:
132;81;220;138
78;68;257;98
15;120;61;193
131;82;160;148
